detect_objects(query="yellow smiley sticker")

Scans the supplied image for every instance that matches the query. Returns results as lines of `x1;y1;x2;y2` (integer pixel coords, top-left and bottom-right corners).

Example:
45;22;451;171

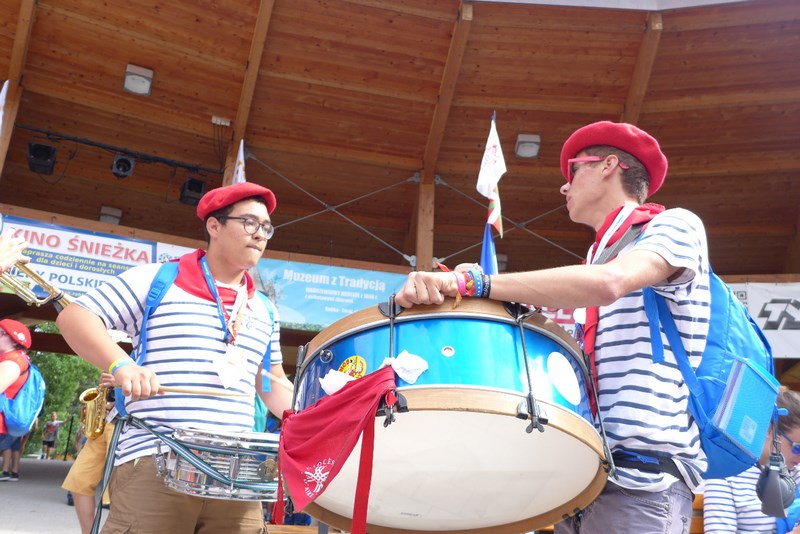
338;356;367;379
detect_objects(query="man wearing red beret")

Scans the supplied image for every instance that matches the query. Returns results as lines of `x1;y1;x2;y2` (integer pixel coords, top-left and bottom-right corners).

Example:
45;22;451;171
396;121;710;533
57;182;293;533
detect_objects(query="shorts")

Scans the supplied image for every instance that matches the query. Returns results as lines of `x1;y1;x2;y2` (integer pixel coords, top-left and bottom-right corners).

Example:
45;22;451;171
42;439;55;447
103;456;264;533
0;433;22;451
63;421;115;498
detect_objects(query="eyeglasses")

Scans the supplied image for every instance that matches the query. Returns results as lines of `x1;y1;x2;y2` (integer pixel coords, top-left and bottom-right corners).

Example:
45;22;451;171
218;216;275;238
779;430;800;455
566;155;630;183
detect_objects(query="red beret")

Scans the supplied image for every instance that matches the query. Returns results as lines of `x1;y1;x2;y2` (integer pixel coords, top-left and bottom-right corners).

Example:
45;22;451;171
560;121;668;197
0;319;31;349
196;182;277;220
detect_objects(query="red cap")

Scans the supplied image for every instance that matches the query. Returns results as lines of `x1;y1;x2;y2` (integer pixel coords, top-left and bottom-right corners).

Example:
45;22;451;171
196;182;277;220
0;319;31;349
560;121;668;196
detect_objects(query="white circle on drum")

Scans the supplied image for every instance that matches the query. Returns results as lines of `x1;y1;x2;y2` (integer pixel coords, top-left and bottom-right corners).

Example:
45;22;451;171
547;351;581;406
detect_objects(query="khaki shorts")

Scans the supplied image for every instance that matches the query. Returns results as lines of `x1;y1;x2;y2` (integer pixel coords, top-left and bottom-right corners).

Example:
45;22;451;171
102;456;265;534
62;421;115;502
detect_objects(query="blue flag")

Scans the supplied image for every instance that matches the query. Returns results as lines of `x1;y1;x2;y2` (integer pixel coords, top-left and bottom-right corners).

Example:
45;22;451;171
480;223;498;275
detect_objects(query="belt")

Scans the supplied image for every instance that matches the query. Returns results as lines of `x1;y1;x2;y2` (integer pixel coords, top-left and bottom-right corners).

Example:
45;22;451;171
611;450;683;480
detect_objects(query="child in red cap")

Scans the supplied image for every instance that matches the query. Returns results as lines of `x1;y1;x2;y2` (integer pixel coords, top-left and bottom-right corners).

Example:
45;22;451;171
0;318;34;481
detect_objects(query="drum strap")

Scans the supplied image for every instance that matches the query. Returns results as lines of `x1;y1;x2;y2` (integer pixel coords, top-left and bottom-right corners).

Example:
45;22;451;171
611;450;682;480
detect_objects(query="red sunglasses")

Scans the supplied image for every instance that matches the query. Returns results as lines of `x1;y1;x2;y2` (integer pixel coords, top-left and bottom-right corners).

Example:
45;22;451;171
566;155;630;183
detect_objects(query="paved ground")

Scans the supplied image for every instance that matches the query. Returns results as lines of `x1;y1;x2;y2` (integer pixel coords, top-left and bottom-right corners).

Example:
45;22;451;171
0;457;106;533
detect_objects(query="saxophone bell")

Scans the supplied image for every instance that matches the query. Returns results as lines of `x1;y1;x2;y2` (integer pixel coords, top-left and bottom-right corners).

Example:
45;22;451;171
79;385;110;440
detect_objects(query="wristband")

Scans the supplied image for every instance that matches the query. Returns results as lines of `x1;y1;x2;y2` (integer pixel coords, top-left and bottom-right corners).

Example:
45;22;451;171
109;356;135;375
464;270;476;297
454;272;468;297
471;269;483;298
481;274;491;298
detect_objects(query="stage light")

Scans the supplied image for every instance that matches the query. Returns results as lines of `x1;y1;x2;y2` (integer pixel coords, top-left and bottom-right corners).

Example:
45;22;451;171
179;178;206;206
123;64;153;96
111;154;135;179
515;134;541;158
27;143;57;175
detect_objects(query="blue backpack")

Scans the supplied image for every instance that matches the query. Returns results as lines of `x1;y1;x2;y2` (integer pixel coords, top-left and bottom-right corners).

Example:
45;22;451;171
643;268;779;480
0;360;46;437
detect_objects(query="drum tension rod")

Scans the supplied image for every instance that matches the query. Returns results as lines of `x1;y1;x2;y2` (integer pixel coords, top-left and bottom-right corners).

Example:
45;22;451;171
506;302;549;434
377;391;408;427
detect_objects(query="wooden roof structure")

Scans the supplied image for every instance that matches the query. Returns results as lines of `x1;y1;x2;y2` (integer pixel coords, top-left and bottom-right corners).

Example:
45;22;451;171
0;0;798;375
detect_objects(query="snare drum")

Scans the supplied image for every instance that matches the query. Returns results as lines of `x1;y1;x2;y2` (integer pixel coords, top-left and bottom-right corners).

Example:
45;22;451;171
162;428;279;501
291;298;607;534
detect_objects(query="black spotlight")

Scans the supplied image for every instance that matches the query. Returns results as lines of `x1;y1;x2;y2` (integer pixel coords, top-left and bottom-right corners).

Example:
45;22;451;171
179;178;206;206
111;154;135;179
27;143;57;175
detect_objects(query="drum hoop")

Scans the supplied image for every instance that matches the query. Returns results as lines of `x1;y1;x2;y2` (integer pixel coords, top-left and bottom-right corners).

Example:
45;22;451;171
298;298;588;381
299;388;607;534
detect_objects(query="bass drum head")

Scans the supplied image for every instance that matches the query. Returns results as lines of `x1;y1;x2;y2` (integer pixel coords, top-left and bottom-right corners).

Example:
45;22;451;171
301;388;607;534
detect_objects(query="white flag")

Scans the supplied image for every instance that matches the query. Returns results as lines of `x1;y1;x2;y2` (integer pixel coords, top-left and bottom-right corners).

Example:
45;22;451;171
476;118;506;236
0;80;8;136
232;139;247;184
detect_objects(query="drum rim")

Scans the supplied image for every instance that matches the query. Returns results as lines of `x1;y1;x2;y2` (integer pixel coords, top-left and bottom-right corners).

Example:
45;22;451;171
297;298;587;383
294;387;608;534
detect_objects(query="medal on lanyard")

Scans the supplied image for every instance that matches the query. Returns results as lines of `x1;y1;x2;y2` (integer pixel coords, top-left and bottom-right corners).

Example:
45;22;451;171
201;257;248;388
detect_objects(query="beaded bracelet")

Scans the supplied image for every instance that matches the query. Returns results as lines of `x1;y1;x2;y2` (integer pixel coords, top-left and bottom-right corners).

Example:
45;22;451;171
109;356;135;375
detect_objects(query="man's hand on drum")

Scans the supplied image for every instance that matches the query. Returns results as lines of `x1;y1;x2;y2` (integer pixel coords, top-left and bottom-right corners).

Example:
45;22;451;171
112;363;160;400
395;271;459;307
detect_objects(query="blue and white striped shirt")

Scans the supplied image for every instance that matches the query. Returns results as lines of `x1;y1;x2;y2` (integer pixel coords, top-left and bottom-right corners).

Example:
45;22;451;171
75;261;282;465
595;208;711;491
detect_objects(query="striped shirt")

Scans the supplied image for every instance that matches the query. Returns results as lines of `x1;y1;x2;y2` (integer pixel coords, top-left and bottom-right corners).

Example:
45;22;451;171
75;259;282;465
702;465;800;533
595;208;711;491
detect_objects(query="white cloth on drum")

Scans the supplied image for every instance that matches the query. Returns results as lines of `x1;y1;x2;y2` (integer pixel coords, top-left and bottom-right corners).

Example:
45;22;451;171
382;350;428;384
319;370;357;395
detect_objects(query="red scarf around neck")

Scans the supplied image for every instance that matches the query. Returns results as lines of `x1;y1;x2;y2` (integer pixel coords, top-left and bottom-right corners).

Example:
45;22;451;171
583;203;665;412
174;249;255;305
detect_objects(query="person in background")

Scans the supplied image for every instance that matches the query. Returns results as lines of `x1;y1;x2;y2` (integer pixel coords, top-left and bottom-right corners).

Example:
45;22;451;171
0;318;35;481
41;411;65;460
62;374;117;534
396;121;711;533
704;386;800;533
56;182;294;533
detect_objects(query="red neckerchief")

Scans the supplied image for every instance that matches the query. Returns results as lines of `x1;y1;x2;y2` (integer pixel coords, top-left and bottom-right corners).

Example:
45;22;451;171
173;249;255;306
583;203;665;414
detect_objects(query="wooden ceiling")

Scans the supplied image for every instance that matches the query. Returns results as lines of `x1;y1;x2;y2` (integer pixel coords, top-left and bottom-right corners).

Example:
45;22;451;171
0;0;798;278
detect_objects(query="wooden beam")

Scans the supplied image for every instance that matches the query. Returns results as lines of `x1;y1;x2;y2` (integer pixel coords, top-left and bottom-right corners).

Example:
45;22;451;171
421;1;472;185
621;12;662;124
415;181;435;272
223;0;276;185
0;0;36;178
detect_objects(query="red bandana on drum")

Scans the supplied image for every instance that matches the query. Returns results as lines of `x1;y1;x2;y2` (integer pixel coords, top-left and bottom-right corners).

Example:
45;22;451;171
583;203;664;414
277;366;398;534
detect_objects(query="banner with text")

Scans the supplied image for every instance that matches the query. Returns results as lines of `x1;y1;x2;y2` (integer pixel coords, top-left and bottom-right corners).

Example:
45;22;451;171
255;258;408;332
729;282;800;360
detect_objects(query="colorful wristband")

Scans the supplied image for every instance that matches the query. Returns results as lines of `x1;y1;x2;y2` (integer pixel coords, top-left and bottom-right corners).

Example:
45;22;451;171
481;274;491;298
471;269;483;298
109;357;135;375
454;272;468;297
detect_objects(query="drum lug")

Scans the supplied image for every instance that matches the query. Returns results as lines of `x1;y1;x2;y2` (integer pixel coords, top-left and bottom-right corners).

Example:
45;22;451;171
153;442;167;478
320;349;333;364
378;299;404;318
516;394;548;433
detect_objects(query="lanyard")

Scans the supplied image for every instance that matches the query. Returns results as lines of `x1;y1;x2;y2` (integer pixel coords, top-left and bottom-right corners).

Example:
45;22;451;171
200;256;247;345
587;202;637;265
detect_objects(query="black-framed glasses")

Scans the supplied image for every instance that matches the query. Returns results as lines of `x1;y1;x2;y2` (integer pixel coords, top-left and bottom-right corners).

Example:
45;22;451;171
218;216;275;238
779;430;800;455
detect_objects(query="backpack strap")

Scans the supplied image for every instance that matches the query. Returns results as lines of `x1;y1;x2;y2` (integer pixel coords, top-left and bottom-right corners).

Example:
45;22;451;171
135;261;180;365
643;286;709;427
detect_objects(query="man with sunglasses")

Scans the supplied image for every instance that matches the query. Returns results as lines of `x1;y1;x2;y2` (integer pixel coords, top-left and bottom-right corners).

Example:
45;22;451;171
704;386;800;533
57;182;294;533
396;121;711;533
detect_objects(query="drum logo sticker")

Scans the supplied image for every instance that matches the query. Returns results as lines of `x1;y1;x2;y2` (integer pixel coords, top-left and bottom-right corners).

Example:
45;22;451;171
338;356;367;379
303;457;335;498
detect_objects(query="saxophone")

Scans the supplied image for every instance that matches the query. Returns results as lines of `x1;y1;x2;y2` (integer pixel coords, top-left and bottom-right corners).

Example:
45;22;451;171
79;385;109;440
